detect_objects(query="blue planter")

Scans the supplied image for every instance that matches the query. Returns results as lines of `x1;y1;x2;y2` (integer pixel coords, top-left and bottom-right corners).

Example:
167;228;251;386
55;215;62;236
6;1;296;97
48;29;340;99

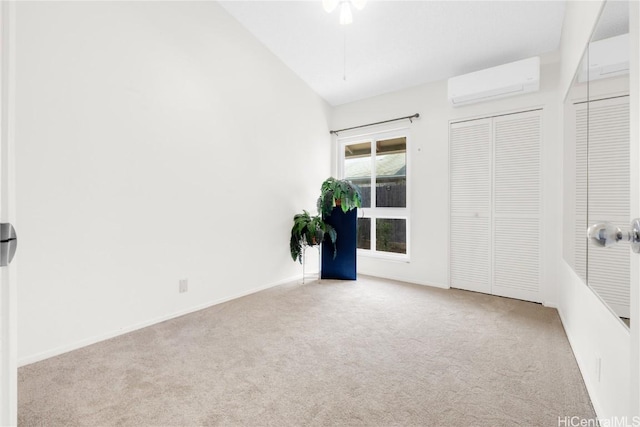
321;207;357;280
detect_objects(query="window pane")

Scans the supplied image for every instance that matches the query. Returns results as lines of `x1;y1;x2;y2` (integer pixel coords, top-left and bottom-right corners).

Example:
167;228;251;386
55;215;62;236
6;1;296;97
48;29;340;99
357;217;371;250
375;218;406;254
376;137;406;208
344;142;371;208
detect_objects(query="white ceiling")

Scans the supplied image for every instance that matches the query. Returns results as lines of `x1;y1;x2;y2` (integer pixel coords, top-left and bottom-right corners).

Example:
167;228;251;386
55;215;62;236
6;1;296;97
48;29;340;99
219;1;566;106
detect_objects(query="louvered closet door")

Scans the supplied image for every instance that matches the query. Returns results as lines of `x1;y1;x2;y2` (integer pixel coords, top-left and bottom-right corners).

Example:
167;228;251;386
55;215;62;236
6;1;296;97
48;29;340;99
585;96;630;318
449;119;492;294
492;111;542;302
449;110;542;303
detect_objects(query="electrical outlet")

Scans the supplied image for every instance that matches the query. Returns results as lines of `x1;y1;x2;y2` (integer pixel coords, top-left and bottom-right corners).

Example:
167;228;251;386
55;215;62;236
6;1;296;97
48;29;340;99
179;279;188;293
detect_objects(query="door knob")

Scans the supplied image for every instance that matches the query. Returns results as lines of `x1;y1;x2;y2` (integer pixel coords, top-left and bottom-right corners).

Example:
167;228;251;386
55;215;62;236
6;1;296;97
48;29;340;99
0;223;17;266
587;218;640;253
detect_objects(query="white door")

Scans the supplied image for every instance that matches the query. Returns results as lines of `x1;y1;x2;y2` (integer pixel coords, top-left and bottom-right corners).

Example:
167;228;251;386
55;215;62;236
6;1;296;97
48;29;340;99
0;1;18;424
449;118;492;294
491;111;542;303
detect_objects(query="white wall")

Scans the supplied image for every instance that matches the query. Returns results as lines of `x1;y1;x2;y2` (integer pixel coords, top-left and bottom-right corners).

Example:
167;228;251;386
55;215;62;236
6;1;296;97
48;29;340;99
558;262;630;418
15;1;331;365
330;59;562;306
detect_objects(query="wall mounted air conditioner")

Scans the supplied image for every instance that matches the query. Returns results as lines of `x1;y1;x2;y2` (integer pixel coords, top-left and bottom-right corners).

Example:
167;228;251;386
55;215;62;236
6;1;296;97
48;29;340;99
447;56;540;107
578;33;629;83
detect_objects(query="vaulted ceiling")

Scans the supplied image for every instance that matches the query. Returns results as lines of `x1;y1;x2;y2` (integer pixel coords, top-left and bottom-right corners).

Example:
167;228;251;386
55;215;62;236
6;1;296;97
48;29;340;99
219;1;566;106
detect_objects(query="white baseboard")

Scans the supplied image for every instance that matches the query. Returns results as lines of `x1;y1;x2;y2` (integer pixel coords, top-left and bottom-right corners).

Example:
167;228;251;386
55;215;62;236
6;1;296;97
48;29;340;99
18;275;301;367
556;306;604;419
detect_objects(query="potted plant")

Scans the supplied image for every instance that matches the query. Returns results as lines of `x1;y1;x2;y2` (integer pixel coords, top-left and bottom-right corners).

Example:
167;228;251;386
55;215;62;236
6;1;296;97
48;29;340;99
316;177;363;217
290;210;337;264
316;177;362;280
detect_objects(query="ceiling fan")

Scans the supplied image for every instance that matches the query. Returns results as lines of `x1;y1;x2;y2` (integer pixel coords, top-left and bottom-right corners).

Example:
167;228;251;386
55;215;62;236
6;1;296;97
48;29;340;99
322;0;367;25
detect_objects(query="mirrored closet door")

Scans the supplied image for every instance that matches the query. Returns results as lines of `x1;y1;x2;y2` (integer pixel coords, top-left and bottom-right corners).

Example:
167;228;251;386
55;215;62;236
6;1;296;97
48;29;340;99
564;0;632;327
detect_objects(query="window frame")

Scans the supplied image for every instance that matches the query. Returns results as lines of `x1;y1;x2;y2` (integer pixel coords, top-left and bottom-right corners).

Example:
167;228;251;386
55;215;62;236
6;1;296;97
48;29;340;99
337;128;410;261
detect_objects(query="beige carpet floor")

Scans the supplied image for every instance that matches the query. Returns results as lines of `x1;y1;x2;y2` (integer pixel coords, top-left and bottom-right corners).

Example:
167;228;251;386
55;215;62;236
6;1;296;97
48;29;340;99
19;276;595;426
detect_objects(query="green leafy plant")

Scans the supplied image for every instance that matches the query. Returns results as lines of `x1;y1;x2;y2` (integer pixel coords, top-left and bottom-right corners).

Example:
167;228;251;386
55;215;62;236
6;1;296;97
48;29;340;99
290;210;337;263
317;177;363;217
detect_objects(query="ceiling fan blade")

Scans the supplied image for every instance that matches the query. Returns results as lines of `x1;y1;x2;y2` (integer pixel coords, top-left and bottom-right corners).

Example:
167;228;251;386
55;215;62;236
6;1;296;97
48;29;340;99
323;0;339;13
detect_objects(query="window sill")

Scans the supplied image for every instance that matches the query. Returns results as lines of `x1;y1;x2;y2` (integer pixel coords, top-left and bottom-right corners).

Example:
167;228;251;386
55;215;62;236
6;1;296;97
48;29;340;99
357;250;410;263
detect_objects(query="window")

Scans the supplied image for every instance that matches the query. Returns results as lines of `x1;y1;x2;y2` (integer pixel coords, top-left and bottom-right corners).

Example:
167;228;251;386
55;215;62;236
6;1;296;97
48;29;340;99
340;132;409;259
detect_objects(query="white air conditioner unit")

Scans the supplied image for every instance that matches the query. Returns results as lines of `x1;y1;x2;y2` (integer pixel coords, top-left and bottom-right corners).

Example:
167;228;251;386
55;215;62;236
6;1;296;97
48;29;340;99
578;33;629;83
447;56;540;107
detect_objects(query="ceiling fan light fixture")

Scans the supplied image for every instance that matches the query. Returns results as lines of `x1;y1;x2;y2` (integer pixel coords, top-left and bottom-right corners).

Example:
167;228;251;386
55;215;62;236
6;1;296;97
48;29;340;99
322;0;339;13
339;2;353;25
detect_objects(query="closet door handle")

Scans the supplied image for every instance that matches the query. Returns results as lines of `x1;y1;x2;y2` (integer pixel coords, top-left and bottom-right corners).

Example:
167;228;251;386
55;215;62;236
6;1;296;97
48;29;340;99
587;218;640;253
